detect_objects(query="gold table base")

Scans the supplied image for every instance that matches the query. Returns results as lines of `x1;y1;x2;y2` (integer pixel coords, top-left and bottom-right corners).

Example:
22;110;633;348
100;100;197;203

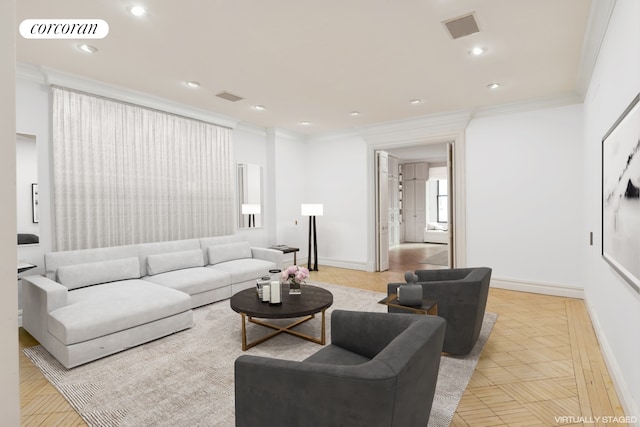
239;309;327;351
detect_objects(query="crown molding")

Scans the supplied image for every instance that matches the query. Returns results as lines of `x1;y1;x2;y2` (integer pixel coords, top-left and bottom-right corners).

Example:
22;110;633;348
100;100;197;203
266;127;305;142
471;92;583;119
576;0;617;99
349;92;584;149
20;64;240;129
357;109;472;147
307;129;361;144
16;132;36;140
16;63;46;83
236;121;267;137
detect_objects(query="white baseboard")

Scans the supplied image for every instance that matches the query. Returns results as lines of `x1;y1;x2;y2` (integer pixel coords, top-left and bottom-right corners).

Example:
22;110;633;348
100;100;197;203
490;277;584;299
321;259;369;271
298;256;370;272
583;297;640;427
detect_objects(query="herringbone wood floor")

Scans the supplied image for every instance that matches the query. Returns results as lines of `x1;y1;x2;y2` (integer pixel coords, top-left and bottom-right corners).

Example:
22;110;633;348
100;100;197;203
19;243;627;426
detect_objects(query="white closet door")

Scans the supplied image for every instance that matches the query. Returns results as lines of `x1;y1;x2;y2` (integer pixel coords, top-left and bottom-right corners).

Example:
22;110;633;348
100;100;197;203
404;180;416;242
402;162;428;242
414;180;427;241
415;162;429;180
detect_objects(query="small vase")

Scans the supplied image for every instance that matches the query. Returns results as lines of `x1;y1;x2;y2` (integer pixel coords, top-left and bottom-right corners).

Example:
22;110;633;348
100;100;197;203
289;281;302;295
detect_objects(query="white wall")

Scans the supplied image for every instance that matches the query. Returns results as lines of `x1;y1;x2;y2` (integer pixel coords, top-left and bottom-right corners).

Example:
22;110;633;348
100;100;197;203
465;104;584;288
582;0;640;418
16;77;52;277
1;0;20;422
271;130;309;265
305;134;370;269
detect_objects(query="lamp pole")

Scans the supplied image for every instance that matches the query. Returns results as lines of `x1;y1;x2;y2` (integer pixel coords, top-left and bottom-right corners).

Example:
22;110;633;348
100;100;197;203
301;204;323;271
308;215;318;271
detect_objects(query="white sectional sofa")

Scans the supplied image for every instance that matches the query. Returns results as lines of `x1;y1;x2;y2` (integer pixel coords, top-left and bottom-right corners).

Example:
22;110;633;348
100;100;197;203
22;235;283;368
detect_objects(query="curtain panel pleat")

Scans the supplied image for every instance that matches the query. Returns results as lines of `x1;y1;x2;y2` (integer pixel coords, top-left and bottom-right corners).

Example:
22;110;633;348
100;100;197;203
52;87;234;251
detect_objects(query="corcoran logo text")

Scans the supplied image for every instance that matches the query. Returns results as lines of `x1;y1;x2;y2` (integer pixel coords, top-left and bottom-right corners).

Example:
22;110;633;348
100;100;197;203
19;19;109;39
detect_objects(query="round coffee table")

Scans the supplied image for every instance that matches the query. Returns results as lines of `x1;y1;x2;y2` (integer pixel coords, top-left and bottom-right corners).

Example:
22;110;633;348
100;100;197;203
230;283;333;350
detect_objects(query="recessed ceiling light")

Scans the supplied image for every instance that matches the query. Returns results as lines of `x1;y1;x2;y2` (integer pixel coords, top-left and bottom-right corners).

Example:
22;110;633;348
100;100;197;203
409;99;422;105
300;121;312;126
470;46;487;56
252;105;266;111
77;44;97;54
130;6;147;16
185;81;200;88
487;82;501;90
350;111;360;116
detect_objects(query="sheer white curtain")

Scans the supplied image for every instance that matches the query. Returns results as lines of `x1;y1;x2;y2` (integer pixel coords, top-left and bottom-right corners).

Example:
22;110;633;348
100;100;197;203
52;87;234;250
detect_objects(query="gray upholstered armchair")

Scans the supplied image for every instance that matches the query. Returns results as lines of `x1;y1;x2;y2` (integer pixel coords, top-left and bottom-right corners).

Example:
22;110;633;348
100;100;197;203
387;267;492;356
234;310;446;427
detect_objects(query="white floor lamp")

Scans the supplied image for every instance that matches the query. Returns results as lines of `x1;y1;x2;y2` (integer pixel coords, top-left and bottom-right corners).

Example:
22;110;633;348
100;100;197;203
301;204;323;271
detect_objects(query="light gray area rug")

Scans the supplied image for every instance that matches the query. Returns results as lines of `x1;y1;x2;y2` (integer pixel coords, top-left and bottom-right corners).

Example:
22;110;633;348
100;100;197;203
24;281;497;427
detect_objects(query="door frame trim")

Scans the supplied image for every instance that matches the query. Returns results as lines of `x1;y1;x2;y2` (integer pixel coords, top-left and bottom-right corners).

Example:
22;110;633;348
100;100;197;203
374;150;390;271
367;132;467;271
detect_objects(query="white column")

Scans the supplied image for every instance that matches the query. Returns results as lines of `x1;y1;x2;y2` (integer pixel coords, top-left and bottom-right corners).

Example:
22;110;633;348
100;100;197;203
0;0;21;424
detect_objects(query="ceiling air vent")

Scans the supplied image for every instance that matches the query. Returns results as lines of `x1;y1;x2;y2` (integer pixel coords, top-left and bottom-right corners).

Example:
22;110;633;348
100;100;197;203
216;91;244;102
443;13;480;40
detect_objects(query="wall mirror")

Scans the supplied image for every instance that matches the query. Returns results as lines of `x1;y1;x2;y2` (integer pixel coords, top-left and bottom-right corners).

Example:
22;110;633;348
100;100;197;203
17;133;40;245
237;163;263;229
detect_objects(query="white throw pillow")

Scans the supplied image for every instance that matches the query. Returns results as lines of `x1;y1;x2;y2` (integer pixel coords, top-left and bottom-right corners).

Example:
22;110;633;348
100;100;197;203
208;241;252;265
146;249;205;276
56;257;140;290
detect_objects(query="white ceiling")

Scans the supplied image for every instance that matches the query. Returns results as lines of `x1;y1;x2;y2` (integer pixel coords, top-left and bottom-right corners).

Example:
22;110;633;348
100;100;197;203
16;0;592;136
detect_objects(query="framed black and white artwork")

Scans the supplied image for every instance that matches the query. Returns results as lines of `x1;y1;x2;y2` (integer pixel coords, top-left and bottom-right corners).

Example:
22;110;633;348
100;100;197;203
601;93;640;294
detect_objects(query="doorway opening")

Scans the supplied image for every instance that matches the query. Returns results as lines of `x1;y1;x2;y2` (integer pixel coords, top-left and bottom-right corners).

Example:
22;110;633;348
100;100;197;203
374;141;456;272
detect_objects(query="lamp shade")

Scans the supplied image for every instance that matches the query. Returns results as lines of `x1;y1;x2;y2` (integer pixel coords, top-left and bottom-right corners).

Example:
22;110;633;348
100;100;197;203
241;204;261;214
301;203;323;216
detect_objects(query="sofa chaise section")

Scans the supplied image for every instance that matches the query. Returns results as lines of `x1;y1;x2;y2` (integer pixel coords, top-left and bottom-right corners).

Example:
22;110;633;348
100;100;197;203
23;252;193;369
48;279;191;346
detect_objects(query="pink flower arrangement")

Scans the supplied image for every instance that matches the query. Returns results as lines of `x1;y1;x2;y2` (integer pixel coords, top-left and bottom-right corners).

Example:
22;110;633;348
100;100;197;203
281;265;310;285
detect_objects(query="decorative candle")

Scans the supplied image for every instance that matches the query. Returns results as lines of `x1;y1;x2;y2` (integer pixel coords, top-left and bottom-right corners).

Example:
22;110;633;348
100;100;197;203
257;276;270;299
262;284;270;302
269;281;281;304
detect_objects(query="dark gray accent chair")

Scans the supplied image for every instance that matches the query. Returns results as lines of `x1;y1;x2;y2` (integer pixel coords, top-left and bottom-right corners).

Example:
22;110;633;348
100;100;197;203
387;267;492;356
234;309;446;427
